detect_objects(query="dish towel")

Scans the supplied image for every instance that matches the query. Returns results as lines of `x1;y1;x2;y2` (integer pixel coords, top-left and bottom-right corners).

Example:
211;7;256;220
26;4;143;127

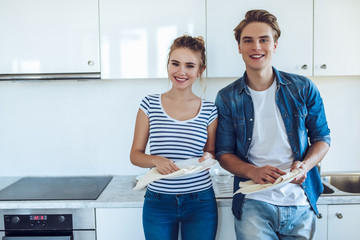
234;169;303;195
133;158;217;190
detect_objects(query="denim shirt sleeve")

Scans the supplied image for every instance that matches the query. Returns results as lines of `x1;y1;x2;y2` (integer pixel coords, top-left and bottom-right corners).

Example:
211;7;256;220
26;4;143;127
215;91;237;159
304;79;331;146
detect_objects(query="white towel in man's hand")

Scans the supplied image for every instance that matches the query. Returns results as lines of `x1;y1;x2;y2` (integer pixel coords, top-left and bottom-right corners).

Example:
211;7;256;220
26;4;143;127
234;169;303;195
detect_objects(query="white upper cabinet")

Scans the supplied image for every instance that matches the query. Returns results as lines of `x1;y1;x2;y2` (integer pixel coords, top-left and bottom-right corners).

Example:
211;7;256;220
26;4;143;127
206;0;313;78
314;0;360;76
0;0;100;77
99;0;206;79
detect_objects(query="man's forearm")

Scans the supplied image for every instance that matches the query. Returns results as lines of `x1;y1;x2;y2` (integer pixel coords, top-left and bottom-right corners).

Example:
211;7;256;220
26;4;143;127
302;141;330;172
218;153;257;179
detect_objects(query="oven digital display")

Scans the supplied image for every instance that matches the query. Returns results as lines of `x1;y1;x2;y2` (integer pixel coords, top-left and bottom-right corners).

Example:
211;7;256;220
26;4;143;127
30;215;48;221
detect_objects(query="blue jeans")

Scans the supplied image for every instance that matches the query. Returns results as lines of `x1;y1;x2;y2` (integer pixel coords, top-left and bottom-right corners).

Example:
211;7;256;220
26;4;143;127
143;188;218;240
235;199;316;240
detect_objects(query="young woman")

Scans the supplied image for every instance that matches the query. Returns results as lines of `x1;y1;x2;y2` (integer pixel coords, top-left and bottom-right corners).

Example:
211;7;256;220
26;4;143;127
130;35;218;240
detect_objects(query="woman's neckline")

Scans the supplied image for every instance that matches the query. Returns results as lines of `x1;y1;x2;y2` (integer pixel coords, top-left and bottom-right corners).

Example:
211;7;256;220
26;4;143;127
159;93;203;122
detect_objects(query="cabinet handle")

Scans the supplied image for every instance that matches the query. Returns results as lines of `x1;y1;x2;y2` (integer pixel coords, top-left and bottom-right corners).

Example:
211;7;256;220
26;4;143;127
317;213;323;219
88;60;95;66
301;64;308;70
336;212;343;219
320;64;327;69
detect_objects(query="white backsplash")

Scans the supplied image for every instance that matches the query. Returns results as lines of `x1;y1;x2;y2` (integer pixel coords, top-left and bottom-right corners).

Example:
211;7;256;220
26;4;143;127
0;76;359;176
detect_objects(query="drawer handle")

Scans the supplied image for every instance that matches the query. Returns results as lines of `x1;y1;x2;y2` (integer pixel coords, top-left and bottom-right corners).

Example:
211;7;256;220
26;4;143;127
336;212;343;219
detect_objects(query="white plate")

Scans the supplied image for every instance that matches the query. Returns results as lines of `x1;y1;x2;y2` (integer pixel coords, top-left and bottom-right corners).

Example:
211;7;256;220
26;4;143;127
134;175;144;182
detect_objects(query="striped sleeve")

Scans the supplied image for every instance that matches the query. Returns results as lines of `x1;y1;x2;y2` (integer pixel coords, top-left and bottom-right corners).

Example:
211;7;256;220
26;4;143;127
208;103;218;125
139;95;151;117
202;100;218;125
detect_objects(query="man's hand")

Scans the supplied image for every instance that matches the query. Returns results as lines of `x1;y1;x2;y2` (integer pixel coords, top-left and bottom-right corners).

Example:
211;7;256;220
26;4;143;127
248;165;286;184
290;161;308;184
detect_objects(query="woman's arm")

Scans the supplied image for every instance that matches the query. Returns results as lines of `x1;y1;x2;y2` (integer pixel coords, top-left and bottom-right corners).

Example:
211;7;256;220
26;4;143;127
201;118;218;160
130;109;179;174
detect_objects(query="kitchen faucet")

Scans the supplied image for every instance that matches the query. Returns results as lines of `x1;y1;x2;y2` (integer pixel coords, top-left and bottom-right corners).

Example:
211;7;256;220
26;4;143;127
316;162;321;176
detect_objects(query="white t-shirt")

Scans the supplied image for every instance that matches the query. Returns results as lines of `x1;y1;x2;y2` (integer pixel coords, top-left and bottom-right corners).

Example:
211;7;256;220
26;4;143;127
246;80;308;206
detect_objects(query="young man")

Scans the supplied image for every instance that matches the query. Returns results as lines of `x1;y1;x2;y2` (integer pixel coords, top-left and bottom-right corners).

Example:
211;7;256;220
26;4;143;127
215;9;331;240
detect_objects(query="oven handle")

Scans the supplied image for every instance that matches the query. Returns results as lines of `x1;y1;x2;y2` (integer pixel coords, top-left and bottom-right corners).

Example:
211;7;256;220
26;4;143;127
3;237;72;240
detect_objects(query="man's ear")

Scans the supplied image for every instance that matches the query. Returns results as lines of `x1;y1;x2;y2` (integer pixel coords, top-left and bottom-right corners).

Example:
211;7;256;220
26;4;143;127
238;43;242;54
273;41;278;53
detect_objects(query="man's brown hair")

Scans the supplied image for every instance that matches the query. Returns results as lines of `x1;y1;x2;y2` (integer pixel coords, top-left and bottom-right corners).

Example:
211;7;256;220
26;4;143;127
234;9;281;44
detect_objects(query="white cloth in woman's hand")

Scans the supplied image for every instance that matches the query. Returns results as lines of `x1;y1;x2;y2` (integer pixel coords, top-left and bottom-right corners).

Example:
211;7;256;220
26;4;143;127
133;158;217;190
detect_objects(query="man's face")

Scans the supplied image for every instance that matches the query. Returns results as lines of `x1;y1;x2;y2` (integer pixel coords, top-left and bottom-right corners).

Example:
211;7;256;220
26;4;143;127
238;22;278;72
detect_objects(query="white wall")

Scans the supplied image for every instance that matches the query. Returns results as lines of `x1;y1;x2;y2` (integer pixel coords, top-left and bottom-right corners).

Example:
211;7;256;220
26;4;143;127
310;76;360;173
0;76;359;176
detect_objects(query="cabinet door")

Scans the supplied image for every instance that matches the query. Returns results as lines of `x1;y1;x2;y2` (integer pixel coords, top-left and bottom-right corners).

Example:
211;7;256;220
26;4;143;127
328;205;360;240
216;206;236;240
99;0;205;79
0;0;100;75
96;208;144;240
314;0;360;76
207;0;313;78
314;205;328;240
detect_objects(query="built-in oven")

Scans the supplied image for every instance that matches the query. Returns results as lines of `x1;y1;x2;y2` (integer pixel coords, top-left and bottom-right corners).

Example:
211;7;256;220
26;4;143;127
0;209;95;240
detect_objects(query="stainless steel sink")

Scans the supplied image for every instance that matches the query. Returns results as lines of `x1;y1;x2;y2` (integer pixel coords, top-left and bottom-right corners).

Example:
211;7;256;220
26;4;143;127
213;173;360;197
322;173;360;194
322;183;334;194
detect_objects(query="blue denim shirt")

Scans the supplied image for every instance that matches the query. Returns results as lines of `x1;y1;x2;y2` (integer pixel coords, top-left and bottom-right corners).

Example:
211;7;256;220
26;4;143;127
215;68;331;219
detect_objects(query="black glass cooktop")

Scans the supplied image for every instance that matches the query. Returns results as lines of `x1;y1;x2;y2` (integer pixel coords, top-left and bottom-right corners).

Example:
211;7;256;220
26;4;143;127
0;176;112;201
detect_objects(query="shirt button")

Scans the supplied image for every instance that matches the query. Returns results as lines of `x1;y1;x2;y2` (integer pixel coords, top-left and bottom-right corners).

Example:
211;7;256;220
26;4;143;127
248;138;252;141
250;118;253;121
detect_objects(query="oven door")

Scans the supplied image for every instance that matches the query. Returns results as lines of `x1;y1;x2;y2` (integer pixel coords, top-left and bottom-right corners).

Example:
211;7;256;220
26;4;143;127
2;231;95;240
3;237;71;240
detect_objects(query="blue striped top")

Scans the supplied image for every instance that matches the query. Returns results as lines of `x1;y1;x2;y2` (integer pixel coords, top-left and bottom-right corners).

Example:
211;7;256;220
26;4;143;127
140;94;218;194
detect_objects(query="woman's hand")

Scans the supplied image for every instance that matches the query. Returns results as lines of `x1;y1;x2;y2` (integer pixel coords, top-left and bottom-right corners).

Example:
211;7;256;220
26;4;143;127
198;152;214;162
152;156;179;175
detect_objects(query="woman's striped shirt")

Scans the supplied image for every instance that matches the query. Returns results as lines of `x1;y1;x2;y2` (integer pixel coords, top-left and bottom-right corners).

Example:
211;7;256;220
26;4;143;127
139;94;218;194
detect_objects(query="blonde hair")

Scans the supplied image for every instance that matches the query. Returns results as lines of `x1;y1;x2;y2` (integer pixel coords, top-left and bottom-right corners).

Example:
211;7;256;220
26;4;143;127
234;9;281;44
167;35;207;93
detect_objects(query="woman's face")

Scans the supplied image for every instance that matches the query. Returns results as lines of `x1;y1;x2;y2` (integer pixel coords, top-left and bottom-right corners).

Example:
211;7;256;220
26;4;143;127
167;47;203;90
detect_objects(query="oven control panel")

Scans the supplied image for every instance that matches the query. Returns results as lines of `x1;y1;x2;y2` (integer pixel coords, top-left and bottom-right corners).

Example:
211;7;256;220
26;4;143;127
4;214;72;230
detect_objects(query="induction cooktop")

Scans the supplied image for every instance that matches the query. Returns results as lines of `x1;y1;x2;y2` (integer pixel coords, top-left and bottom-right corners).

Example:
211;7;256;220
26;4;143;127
0;176;112;201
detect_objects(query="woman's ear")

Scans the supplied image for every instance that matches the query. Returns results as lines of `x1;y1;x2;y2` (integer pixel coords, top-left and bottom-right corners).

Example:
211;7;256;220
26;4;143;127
198;66;206;77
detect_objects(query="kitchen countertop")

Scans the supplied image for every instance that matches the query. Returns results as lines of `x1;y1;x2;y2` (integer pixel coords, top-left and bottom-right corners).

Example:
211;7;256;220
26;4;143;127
0;175;359;209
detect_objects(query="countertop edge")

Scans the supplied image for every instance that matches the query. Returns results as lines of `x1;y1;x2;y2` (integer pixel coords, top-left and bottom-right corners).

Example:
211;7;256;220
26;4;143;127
0;176;359;209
